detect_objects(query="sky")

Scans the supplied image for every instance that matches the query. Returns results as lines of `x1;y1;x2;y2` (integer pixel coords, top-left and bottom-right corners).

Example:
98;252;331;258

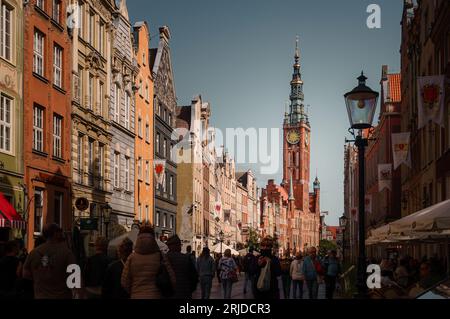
127;0;403;226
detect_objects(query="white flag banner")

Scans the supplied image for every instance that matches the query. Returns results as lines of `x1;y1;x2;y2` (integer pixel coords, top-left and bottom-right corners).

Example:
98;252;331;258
417;75;445;129
154;160;166;186
378;164;393;192
365;194;373;215
392;132;411;169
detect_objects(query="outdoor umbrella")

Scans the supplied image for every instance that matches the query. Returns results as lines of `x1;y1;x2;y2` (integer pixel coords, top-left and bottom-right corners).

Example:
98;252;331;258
211;243;239;255
108;227;169;258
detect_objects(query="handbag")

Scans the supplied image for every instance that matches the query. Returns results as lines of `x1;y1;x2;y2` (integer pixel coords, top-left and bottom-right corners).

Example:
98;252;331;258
229;270;238;283
257;259;271;292
156;253;174;298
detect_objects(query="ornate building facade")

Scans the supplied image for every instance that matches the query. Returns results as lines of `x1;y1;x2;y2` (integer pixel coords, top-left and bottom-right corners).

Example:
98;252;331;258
0;0;25;241
23;0;73;249
109;0;137;230
133;21;154;224
151;26;177;239
70;0;115;251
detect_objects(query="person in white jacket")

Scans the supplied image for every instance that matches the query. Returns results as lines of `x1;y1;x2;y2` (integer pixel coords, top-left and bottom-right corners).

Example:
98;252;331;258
290;253;305;299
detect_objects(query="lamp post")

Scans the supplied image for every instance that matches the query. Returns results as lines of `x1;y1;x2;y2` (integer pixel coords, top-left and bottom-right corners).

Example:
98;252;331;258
219;230;224;254
102;203;112;239
344;72;379;299
339;214;348;264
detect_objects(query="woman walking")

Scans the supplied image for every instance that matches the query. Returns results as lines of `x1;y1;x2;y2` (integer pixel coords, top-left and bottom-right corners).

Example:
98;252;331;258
121;225;175;299
219;249;238;299
290;252;305;299
196;247;216;299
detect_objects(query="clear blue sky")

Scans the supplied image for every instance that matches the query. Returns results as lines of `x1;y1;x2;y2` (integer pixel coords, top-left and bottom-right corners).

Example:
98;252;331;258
128;0;403;226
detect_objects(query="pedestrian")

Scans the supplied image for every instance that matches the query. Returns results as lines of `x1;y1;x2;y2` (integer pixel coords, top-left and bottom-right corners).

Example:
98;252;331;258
102;237;133;299
196;247;215;299
322;250;341;299
280;253;292;299
219;249;238;299
22;223;77;299
242;247;258;296
83;237;112;299
253;236;282;299
166;235;198;299
290;252;305;299
121;225;176;299
186;245;197;269
302;247;322;299
394;258;409;288
215;254;222;284
0;240;21;298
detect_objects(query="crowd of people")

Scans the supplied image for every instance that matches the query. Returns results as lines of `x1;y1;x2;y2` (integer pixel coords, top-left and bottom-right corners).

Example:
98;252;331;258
369;255;448;298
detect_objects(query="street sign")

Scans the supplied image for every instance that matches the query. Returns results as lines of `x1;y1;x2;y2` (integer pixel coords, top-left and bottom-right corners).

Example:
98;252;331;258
80;218;98;231
75;197;89;211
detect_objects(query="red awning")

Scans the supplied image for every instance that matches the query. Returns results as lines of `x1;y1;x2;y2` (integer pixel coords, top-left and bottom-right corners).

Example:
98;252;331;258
0;193;26;230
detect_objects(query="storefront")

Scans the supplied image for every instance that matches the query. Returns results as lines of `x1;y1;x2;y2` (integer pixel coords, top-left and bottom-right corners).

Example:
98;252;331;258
0;192;27;244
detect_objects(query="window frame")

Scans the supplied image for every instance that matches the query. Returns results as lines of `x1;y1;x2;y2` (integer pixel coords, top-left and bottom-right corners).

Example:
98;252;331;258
52;114;62;158
124;93;130;130
0;1;13;62
52;0;61;24
113;152;120;188
33;105;44;152
53;44;63;88
0;93;13;154
124;156;130;191
34;188;44;235
33;30;45;76
114;84;120;123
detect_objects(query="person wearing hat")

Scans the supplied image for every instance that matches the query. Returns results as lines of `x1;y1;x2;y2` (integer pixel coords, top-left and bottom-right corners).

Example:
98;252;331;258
253;236;282;299
196;247;215;299
166;235;198;299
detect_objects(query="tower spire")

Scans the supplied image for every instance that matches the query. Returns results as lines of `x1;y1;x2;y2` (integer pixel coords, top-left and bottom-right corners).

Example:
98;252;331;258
295;35;300;62
287;36;305;124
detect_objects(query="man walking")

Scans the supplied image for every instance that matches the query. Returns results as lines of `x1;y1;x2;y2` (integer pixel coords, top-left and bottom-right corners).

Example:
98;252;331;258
242;247;258;296
322;250;341;299
302;247;322;299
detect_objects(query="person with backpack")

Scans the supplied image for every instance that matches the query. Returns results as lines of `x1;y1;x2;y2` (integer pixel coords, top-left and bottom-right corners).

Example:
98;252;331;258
242;247;258;296
322;250;341;299
290;252;305;299
302;247;323;299
253;237;282;299
219;249;238;299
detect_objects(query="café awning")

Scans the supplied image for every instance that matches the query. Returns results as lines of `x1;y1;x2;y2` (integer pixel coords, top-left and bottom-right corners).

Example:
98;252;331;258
0;193;26;230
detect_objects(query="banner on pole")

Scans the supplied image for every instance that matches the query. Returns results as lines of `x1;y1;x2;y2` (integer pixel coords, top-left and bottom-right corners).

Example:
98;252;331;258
392;132;411;169
417;75;445;129
154;160;166;186
378;164;392;192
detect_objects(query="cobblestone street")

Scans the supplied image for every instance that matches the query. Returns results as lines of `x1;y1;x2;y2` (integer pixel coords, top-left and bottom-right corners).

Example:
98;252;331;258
193;273;328;299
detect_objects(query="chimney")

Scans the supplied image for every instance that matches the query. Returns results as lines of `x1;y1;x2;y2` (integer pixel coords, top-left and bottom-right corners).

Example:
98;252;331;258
381;65;388;81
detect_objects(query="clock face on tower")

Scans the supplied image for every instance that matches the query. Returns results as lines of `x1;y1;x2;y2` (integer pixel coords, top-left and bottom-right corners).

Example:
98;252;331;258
287;130;300;145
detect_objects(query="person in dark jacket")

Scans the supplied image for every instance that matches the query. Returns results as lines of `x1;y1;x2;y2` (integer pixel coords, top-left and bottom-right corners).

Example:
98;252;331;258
196;247;215;299
322;250;341;299
84;237;113;299
0;241;21;298
253;236;282;299
166;235;198;299
102;237;133;299
242;248;258;296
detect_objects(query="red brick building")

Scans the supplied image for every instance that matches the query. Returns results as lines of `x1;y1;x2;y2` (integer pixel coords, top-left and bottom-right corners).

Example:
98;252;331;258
23;0;72;249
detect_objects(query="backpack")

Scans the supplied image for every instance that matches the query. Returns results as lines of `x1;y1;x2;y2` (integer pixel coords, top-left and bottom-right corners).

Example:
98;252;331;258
257;259;271;292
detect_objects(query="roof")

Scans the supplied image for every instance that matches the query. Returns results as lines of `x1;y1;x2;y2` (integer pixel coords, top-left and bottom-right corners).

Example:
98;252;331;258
176;106;191;130
388;73;401;103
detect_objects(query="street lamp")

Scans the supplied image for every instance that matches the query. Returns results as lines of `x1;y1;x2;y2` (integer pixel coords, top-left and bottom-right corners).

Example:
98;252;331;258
219;230;224;254
344;72;379;299
102;203;112;239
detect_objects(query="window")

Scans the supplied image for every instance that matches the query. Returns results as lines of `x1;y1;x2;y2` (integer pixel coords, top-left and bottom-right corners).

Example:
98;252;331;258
145;205;149;221
88;11;94;45
163;213;167;228
168;114;172;126
0;1;13;61
77;134;83;181
78;2;84;39
53;45;62;87
170;215;174;229
164;109;167;122
36;0;44;10
52;0;61;24
137;157;142;180
163;138;166;158
99;82;104;116
0;94;12;153
145;161;149;183
54;192;63;226
155;211;160;227
139;79;143;96
33;30;44;76
145;84;149;101
113;152;120;188
169;175;173;196
138;204;142;221
145;124;149;142
142;52;146;66
88;139;94;175
33;106;44;152
163;172;167;193
156;133;160;154
88;74;94;110
138;117;142;137
53;115;62;158
99;21;104;55
114;84;120;122
98;144;104;179
124;93;130;129
34;188;44;234
124;156;130;191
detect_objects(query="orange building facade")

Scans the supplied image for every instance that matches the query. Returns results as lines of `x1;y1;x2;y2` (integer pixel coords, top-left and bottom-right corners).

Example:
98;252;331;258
23;0;72;249
133;22;154;223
